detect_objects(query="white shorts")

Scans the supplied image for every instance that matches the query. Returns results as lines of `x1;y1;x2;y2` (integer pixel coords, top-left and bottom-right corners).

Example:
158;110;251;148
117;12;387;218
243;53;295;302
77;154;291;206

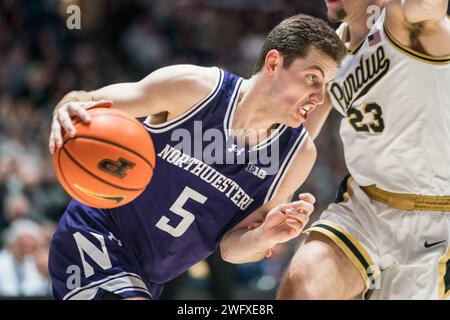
306;176;450;300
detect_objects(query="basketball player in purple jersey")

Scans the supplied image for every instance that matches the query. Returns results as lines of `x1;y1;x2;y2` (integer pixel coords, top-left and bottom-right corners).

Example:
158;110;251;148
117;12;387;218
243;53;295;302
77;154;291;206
47;14;346;299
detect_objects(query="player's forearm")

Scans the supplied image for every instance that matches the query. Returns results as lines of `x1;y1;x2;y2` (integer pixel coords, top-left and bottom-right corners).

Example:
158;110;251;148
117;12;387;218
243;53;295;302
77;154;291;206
53;90;93;114
400;0;448;23
53;82;151;118
90;82;152;117
220;228;274;264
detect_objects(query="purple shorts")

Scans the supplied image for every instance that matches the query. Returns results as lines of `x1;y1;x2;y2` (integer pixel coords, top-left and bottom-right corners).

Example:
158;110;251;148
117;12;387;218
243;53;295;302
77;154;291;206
48;200;164;300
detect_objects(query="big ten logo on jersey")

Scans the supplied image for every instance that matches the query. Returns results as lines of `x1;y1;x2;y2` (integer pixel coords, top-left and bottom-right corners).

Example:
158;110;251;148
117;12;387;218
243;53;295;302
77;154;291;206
245;163;267;180
98;157;135;178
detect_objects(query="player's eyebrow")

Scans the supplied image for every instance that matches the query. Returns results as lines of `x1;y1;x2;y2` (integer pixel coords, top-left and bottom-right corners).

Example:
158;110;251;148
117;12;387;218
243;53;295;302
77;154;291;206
326;78;335;86
309;65;325;78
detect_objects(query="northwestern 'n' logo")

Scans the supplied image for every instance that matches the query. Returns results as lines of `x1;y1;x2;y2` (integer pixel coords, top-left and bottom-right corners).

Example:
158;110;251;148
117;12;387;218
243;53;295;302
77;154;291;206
98;158;135;179
330;46;390;114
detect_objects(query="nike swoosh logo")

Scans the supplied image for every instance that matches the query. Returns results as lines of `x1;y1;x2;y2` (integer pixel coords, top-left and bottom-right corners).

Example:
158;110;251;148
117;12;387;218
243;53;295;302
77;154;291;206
74;184;125;203
424;240;447;248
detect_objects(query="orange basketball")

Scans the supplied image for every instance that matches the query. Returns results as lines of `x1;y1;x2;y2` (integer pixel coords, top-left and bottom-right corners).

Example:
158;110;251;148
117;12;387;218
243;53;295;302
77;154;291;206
53;105;155;209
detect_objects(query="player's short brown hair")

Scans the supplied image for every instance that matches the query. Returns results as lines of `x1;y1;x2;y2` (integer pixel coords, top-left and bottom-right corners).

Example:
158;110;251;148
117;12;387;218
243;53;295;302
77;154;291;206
253;14;346;74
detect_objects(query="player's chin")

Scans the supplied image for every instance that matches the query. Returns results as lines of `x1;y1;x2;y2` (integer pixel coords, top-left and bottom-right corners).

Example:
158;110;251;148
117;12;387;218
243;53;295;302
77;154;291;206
327;11;342;23
285;120;304;129
287;114;306;128
326;4;346;22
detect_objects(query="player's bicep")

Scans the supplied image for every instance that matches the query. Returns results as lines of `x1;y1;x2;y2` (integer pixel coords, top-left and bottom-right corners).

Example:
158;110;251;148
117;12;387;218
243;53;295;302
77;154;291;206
385;0;448;33
398;0;448;24
138;64;218;117
91;64;218;118
385;1;450;57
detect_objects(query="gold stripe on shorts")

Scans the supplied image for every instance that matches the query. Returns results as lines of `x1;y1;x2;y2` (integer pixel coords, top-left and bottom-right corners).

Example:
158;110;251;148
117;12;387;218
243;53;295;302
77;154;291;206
306;220;380;294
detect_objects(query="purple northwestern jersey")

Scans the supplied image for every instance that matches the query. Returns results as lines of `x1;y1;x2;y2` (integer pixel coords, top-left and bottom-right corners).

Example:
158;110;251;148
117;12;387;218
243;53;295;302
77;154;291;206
49;67;308;299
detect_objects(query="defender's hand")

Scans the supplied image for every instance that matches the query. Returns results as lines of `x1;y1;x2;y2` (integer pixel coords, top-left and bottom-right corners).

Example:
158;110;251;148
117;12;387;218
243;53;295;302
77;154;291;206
49;100;112;154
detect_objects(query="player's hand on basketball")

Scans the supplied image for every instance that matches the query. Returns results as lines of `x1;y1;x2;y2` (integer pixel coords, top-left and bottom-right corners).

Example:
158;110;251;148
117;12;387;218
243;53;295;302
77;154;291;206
49;100;112;154
258;193;316;246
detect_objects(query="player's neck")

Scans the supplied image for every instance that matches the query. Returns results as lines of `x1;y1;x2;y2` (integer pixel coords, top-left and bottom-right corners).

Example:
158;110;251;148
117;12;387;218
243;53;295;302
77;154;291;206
346;15;372;48
231;77;280;144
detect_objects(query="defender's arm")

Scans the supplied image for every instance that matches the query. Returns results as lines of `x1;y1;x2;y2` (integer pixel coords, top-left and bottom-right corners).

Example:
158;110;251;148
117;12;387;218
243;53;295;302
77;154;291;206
385;0;450;57
399;0;448;24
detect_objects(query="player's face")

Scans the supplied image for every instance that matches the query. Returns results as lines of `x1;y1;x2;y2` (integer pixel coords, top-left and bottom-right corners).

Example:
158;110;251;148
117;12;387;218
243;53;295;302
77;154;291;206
324;0;372;23
271;48;337;128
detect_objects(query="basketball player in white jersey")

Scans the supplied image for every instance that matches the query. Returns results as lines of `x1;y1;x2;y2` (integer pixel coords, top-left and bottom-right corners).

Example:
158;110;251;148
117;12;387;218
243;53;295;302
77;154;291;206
278;0;450;299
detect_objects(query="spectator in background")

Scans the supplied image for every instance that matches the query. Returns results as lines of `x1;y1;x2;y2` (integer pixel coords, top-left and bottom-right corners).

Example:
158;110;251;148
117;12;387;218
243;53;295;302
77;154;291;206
121;16;170;75
3;194;31;225
0;219;51;297
34;220;57;283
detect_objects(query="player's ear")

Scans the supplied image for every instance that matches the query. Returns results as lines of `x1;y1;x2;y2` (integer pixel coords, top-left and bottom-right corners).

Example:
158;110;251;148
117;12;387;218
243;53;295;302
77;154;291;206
264;49;283;76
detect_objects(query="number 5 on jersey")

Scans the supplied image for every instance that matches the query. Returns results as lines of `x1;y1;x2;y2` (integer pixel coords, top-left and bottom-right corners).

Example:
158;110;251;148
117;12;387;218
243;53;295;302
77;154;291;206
155;186;207;237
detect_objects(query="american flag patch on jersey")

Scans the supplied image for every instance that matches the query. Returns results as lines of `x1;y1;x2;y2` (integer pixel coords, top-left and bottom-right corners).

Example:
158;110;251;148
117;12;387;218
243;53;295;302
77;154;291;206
368;31;381;47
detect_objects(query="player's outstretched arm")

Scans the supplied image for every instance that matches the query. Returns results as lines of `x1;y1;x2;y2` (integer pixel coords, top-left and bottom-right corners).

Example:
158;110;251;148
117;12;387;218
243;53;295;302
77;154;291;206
90;65;217;117
385;0;450;57
399;0;448;24
220;137;317;264
49;65;217;154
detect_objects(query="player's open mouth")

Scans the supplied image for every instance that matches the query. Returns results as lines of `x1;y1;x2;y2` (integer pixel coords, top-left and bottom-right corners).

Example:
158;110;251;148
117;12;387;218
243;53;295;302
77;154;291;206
326;0;341;7
298;105;312;121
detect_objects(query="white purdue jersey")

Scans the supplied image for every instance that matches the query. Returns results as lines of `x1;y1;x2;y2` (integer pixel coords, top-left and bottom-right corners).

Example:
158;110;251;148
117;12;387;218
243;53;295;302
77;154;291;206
328;10;450;196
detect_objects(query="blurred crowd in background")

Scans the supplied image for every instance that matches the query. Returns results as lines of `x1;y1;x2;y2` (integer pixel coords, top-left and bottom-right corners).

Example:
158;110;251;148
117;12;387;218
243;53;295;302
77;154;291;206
0;0;356;299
